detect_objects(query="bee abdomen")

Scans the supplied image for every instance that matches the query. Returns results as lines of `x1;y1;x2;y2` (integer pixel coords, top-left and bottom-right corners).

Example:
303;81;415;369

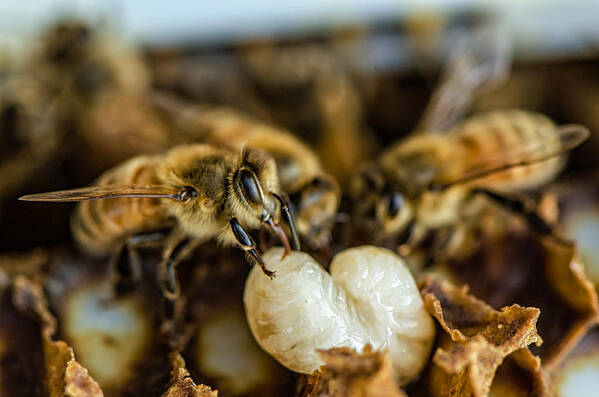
455;110;563;191
71;156;166;255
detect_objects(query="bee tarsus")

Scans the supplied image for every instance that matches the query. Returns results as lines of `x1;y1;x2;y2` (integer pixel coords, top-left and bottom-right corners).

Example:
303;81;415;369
230;218;275;278
111;230;169;297
471;188;555;237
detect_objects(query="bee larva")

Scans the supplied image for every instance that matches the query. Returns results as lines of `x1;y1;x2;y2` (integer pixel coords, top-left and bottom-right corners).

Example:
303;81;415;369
243;246;435;386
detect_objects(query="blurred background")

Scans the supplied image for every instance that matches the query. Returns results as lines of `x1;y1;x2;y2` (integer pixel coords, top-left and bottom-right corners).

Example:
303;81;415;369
2;1;599;396
2;0;599;250
3;0;599;56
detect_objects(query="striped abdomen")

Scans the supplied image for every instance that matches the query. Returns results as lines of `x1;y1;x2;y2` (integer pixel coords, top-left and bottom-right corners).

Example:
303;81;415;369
449;110;564;191
71;155;171;255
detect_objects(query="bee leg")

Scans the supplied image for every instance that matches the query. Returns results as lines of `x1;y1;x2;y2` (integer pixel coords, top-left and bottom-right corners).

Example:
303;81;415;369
471;188;555;236
157;234;203;322
230;218;275;279
158;234;201;300
155;236;202;342
397;220;427;257
111;230;170;297
430;223;472;265
113;246;140;297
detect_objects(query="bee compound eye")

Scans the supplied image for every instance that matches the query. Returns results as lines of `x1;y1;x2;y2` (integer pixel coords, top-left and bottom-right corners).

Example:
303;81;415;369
179;186;198;201
387;191;404;218
239;169;261;204
310;176;328;188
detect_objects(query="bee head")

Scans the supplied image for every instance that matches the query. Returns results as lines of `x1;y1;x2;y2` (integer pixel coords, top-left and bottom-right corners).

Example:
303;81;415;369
289;174;340;249
351;163;413;239
228;148;297;252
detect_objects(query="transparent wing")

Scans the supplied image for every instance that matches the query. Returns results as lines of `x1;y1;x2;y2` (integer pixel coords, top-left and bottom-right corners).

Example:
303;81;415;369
431;124;590;190
19;185;182;202
416;25;512;133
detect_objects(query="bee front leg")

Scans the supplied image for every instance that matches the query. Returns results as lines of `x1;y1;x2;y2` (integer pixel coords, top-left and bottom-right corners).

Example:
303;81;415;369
230;218;275;279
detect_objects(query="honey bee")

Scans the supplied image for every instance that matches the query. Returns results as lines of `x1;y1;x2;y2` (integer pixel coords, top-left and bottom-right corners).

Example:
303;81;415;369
350;27;590;259
153;96;341;249
20;144;299;298
19;20;174;181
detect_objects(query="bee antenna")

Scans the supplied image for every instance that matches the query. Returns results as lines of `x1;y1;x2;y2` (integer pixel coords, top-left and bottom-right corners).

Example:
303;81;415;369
272;192;301;251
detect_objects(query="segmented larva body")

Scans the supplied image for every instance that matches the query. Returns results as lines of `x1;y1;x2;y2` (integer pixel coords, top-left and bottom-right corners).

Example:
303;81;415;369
244;246;435;385
71;155;168;255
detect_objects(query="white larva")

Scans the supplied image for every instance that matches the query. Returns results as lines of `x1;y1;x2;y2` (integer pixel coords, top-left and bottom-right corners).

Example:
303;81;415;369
243;245;435;385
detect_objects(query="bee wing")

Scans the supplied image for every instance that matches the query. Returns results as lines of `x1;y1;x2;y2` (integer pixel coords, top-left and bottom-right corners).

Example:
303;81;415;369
19;185;182;202
416;25;512;134
432;124;590;190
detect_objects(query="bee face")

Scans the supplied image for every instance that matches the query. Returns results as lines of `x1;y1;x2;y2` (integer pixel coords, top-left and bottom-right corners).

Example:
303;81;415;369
351;164;413;239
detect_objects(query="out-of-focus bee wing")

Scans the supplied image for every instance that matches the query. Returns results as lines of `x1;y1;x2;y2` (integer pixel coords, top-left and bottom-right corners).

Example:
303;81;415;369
416;25;512;134
432;124;590;190
19;185;182;202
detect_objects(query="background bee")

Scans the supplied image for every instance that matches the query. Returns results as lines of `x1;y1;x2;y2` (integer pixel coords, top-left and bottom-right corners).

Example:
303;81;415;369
12;20;176;181
153;96;341;250
350;27;590;262
20;144;299;300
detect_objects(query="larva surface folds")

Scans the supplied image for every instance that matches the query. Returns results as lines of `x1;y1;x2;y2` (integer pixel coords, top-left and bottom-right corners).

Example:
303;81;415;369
243;245;435;385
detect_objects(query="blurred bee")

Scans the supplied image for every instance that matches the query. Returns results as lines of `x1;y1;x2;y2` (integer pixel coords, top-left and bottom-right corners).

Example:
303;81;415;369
26;20;150;102
39;21;177;179
153;96;341;249
12;20;174;182
351;27;590;260
20;144;300;299
0;76;62;197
